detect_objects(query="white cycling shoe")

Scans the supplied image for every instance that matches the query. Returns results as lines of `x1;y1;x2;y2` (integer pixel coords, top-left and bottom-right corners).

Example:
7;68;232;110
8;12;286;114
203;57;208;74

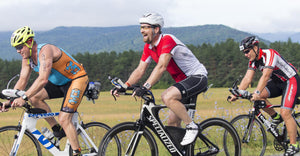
180;122;199;146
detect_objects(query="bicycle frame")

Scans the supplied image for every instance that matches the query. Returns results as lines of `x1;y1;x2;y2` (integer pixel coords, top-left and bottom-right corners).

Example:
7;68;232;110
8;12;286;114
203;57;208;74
10;110;98;156
126;99;218;156
243;103;300;145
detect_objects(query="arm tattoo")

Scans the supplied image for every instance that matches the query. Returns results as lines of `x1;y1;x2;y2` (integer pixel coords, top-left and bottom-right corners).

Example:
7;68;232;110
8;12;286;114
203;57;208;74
41;54;47;71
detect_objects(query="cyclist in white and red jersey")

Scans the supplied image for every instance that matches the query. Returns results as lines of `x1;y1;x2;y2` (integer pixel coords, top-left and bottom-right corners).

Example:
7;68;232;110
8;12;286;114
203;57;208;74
112;13;208;146
229;36;300;156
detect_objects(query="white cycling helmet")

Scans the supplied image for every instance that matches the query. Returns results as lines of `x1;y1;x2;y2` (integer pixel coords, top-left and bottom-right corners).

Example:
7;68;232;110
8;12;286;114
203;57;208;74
139;13;164;28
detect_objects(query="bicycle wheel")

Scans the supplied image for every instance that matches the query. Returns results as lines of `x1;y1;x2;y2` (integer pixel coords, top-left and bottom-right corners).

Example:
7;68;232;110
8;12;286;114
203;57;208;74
230;114;266;156
193;118;241;156
0;125;42;156
69;122;118;155
98;122;158;156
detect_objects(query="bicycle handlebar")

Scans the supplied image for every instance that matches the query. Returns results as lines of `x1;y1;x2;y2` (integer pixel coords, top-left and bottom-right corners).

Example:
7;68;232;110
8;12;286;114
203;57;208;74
109;76;155;102
228;77;252;101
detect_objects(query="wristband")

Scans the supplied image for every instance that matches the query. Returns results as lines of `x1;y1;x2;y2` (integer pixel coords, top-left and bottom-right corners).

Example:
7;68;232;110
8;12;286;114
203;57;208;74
125;82;131;87
144;82;151;90
22;94;28;101
254;90;261;95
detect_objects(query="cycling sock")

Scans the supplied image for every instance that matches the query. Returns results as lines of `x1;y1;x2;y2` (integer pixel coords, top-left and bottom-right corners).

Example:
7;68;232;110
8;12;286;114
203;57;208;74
291;143;299;148
73;148;81;156
52;124;61;132
187;121;197;129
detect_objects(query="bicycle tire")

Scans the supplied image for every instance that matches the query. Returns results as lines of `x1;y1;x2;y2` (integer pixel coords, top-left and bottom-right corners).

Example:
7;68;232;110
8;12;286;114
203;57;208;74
192;118;241;156
230;114;266;156
98;122;158;156
68;121;120;155
0;125;42;156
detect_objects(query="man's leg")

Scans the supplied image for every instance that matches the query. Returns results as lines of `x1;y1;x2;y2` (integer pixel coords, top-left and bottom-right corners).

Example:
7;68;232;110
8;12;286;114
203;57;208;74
162;86;192;126
58;112;80;150
30;88;58;127
281;109;297;144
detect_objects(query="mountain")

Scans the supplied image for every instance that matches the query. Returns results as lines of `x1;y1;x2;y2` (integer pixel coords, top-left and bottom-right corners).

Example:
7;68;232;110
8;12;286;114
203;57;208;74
1;24;264;60
256;32;300;42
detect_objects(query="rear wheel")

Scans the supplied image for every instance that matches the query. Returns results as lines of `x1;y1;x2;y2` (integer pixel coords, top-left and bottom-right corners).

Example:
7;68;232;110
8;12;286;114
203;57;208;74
69;122;119;155
193;118;241;156
0;126;42;156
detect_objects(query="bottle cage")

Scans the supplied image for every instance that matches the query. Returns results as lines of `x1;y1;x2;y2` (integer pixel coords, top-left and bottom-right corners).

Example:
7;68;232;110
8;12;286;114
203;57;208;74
84;81;101;101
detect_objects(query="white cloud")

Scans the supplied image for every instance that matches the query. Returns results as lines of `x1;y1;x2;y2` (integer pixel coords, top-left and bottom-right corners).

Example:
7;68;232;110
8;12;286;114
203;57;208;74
0;0;300;33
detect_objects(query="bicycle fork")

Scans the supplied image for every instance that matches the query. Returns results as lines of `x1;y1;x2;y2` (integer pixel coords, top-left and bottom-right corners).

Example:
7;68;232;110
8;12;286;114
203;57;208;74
241;113;257;143
10;124;25;156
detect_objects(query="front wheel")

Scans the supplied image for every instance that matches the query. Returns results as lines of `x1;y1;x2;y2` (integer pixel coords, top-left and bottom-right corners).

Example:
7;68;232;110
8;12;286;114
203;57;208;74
0;125;42;156
192;118;241;156
98;122;158;156
230;114;266;156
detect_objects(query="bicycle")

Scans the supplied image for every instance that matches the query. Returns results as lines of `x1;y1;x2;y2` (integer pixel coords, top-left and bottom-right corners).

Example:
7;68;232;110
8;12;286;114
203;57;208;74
98;77;241;156
226;78;300;156
0;78;121;156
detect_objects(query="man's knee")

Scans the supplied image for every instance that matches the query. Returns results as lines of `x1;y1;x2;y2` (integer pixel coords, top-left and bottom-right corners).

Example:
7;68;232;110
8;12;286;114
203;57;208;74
58;113;73;126
281;109;293;120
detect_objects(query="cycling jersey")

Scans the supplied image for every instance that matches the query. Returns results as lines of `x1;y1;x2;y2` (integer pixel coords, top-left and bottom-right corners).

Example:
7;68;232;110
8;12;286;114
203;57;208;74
30;43;88;113
250;48;299;109
248;49;297;82
141;34;207;82
30;43;87;85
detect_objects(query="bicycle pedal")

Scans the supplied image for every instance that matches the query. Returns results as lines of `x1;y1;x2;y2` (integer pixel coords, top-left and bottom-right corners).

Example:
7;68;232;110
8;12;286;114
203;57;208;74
273;139;284;151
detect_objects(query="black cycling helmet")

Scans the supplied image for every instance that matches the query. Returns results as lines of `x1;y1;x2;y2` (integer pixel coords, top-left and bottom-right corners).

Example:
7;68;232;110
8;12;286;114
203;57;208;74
239;36;259;51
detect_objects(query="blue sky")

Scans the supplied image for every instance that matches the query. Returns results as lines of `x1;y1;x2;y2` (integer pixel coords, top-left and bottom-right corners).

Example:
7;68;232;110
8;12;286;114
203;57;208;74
1;0;300;33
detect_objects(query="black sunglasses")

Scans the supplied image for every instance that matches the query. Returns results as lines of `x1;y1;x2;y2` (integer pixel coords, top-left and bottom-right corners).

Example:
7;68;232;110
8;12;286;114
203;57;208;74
15;44;24;50
243;49;251;54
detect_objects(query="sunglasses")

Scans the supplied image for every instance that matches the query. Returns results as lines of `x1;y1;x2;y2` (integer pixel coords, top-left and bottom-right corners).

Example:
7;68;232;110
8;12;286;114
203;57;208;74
140;25;155;30
15;44;24;50
243;49;251;54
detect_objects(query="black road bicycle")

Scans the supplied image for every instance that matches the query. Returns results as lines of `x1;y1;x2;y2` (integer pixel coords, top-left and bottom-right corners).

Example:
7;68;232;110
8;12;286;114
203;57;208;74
227;78;300;156
98;77;241;156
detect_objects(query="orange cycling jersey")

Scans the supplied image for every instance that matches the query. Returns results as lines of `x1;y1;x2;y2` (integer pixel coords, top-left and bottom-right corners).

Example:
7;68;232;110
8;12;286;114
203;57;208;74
30;43;87;85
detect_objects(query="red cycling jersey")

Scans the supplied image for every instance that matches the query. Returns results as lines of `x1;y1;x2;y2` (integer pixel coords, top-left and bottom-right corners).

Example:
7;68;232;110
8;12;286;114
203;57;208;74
141;34;207;82
248;48;298;82
249;48;299;109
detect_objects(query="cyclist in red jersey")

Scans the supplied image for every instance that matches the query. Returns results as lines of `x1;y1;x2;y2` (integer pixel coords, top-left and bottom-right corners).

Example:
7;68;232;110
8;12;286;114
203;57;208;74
229;36;300;156
112;13;208;146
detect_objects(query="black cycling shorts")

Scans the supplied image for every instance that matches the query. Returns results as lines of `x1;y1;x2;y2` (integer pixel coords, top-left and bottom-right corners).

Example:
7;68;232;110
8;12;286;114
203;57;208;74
173;74;208;105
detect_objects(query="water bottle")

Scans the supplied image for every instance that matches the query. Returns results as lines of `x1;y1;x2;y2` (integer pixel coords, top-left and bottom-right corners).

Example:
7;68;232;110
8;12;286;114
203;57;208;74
41;127;60;148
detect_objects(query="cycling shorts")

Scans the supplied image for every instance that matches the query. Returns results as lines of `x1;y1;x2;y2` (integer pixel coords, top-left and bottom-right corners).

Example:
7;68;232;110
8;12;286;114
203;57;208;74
173;74;208;106
45;75;89;113
266;74;300;110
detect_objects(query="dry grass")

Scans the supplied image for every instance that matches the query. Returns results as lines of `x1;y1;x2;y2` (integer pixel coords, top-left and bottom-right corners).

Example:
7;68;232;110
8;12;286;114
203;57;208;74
0;88;296;155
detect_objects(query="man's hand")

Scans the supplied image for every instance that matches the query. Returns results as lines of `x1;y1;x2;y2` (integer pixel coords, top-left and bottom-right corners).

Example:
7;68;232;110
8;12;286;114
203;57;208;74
11;97;26;109
251;93;260;101
227;95;237;102
133;86;148;97
110;87;126;97
0;101;10;112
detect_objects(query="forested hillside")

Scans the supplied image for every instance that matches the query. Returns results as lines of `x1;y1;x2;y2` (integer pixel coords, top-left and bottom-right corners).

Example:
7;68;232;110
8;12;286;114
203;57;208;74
1;39;299;91
0;25;259;60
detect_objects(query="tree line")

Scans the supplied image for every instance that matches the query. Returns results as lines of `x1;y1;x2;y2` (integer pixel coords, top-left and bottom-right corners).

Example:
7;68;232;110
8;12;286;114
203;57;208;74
1;38;300;91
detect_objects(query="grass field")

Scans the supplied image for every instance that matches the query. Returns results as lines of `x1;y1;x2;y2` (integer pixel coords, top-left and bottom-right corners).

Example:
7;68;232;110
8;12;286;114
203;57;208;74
0;88;296;155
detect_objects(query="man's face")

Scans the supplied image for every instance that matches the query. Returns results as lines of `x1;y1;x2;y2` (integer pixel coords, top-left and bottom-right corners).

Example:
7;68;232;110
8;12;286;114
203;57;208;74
243;48;256;61
140;24;155;44
16;44;29;59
